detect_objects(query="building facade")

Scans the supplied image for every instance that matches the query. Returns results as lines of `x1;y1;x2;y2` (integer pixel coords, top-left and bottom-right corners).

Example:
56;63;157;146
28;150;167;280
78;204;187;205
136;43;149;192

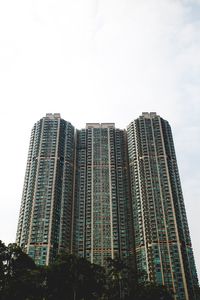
127;112;198;300
16;113;198;299
73;123;134;265
16;114;75;265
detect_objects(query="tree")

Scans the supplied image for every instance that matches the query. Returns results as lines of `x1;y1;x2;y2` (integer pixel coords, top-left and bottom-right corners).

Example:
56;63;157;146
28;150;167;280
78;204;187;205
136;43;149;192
0;241;7;298
105;257;130;300
129;282;174;300
47;253;106;300
194;284;200;300
0;241;46;300
0;241;174;300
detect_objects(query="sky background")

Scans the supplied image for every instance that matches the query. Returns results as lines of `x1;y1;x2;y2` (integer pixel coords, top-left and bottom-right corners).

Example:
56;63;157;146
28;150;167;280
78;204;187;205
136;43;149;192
0;0;200;277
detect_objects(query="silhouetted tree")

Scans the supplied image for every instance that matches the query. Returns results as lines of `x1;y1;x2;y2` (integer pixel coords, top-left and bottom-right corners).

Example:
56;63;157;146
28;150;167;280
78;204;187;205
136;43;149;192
47;253;106;300
0;240;7;299
194;284;200;300
0;241;176;300
105;257;130;299
128;282;174;300
0;241;46;300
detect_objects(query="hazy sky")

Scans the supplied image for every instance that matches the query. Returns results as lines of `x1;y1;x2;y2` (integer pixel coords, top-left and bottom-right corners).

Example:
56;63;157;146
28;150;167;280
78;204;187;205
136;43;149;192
0;0;200;276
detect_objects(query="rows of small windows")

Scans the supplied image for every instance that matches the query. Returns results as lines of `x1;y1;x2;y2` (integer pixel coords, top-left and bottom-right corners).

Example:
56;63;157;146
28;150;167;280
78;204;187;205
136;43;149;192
28;245;47;266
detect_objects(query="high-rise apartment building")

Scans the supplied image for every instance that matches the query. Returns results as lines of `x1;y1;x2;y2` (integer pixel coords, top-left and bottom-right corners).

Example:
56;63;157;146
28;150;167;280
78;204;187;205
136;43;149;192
73;123;134;265
16;114;75;265
127;112;198;300
16;113;198;299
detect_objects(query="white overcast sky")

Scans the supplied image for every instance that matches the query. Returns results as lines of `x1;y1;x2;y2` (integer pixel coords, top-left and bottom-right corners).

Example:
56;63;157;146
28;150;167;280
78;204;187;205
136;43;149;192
0;0;200;276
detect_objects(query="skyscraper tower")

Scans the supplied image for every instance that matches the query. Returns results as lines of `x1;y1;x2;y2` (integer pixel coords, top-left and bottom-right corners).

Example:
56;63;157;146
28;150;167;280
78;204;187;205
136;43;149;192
73;123;134;266
16;114;75;265
16;113;198;300
127;112;198;300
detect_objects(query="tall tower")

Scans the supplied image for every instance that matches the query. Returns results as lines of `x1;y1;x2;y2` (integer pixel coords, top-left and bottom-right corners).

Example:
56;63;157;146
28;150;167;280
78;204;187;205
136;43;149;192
16;114;75;265
73;123;134;266
127;113;198;300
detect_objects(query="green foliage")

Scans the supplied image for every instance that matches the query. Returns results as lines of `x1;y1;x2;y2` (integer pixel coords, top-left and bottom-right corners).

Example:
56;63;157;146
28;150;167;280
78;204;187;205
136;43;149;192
47;253;106;300
0;241;46;300
104;257;173;300
194;285;200;300
0;241;177;300
128;282;174;300
105;257;129;299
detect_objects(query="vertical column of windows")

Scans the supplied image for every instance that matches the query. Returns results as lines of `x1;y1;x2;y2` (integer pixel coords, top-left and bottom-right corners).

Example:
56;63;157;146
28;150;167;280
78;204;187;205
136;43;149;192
115;129;132;260
16;123;38;247
85;129;93;262
73;129;87;258
106;128;114;261
92;128;102;265
58;121;75;253
127;121;148;278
